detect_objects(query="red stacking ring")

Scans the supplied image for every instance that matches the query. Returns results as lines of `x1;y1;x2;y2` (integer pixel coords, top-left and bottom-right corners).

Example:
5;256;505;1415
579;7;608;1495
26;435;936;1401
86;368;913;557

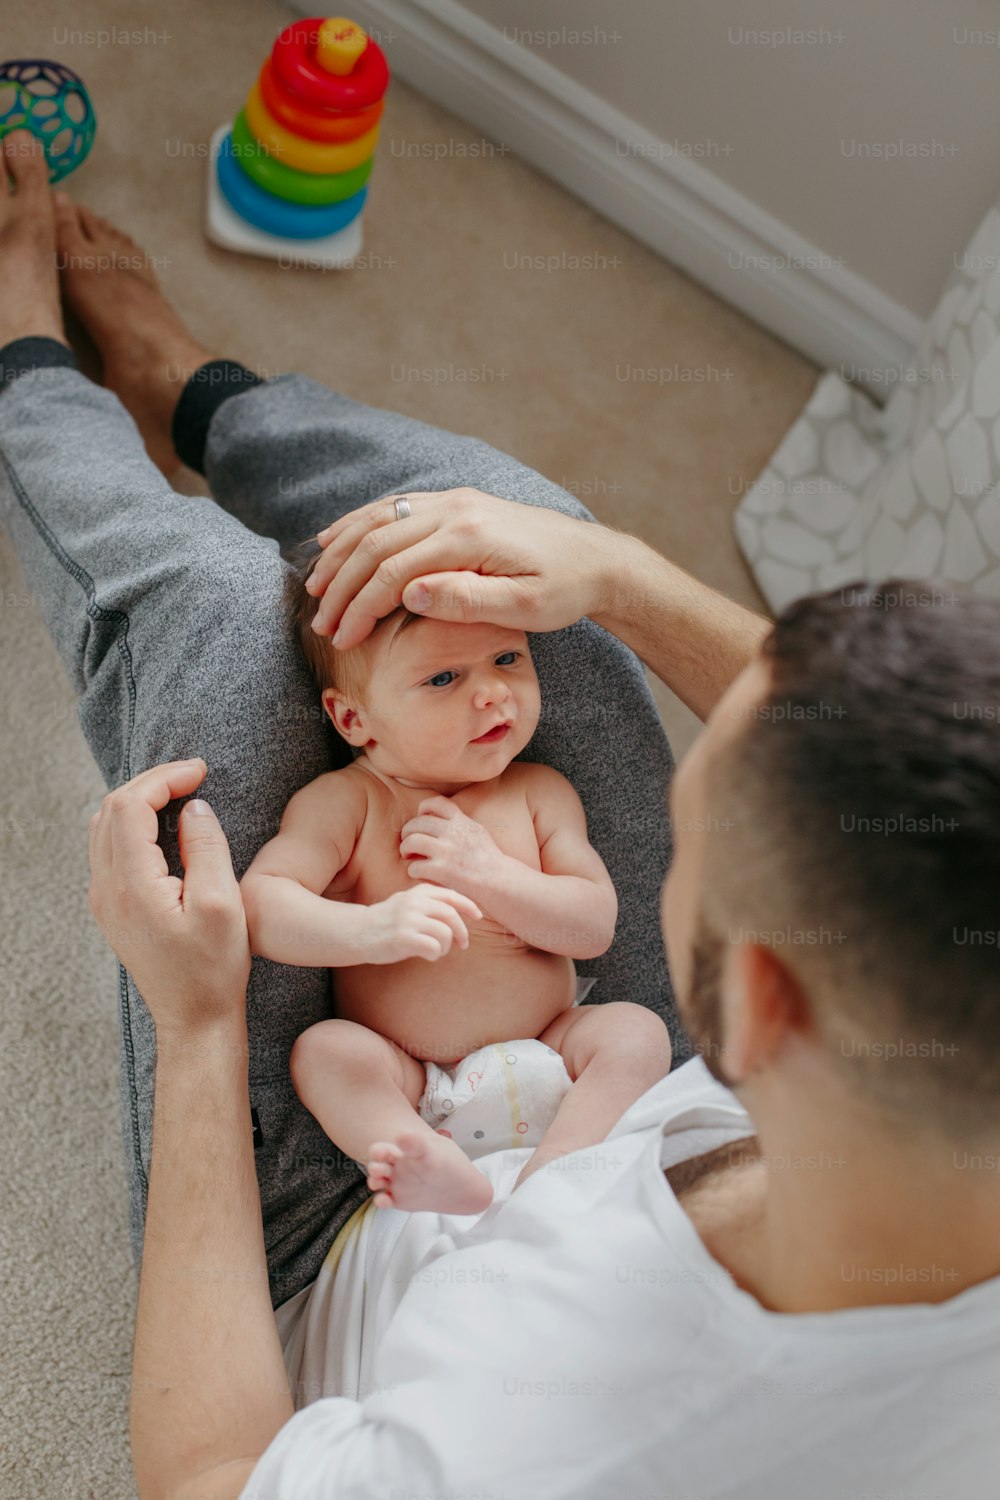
271;17;390;112
258;59;384;141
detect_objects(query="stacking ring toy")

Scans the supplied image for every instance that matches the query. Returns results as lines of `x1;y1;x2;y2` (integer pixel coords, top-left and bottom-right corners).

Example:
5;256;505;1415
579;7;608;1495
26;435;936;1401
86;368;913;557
271;17;389;111
244;82;379;173
231;110;372;204
257;59;383;142
217;132;367;238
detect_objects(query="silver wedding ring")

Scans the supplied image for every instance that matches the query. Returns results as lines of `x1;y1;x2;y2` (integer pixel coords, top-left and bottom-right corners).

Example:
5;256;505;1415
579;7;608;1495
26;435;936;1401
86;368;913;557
393;495;411;522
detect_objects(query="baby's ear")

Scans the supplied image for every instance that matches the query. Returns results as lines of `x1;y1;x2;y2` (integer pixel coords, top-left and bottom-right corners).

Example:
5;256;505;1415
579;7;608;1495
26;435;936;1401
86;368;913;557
323;689;368;745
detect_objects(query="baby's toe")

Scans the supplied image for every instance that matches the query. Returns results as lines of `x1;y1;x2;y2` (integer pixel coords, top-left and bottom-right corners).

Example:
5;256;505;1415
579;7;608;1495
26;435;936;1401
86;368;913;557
395;1129;429;1157
369;1140;403;1164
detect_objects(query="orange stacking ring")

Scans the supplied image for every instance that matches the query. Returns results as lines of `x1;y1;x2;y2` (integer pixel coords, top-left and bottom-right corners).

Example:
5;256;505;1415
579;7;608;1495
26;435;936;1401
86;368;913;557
257;59;383;142
271;17;389;112
245;80;379;173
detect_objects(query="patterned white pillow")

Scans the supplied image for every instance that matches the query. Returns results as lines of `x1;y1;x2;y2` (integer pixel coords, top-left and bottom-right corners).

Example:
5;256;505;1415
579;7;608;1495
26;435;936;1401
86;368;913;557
735;204;1000;610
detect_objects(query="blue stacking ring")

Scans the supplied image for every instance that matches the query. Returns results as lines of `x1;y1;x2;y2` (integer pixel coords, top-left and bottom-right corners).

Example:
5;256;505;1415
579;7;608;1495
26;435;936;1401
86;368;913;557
216;131;367;239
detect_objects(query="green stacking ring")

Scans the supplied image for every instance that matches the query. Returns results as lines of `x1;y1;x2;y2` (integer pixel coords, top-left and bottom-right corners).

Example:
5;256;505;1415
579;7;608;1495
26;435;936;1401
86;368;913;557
231;109;373;205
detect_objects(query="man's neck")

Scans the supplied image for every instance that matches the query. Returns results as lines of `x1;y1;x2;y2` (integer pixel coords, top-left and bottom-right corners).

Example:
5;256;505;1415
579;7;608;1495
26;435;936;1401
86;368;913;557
696;1103;1000;1315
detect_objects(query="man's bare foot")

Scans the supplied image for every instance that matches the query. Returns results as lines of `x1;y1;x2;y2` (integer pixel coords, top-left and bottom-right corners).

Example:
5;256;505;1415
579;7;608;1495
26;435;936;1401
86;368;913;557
0;131;67;348
54;195;214;474
367;1129;495;1214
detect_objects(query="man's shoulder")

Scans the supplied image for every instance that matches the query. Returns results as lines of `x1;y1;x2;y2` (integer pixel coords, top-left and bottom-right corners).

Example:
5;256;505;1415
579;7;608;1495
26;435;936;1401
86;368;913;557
606;1057;750;1143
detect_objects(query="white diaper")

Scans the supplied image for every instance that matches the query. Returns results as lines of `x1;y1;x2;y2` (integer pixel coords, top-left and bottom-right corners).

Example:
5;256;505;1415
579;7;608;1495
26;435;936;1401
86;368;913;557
416;977;596;1160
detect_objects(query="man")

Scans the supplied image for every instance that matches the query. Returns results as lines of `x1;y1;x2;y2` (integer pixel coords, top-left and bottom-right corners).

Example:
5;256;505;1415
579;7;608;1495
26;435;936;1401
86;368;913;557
90;528;1000;1497
6;131;999;1496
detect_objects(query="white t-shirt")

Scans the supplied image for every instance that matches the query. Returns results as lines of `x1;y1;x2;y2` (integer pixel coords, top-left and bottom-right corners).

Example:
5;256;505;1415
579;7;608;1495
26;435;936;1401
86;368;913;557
241;1060;1000;1499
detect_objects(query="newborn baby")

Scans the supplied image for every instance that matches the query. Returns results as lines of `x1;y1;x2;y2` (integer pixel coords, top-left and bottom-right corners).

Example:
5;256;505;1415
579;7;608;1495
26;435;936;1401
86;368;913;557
241;577;672;1214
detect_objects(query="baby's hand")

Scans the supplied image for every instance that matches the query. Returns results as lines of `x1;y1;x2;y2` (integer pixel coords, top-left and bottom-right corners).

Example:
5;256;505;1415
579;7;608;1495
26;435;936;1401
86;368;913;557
399;796;507;901
366;883;482;963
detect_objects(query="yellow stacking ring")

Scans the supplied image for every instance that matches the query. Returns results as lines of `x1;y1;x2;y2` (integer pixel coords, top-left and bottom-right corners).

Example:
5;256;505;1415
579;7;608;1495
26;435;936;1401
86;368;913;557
245;79;379;174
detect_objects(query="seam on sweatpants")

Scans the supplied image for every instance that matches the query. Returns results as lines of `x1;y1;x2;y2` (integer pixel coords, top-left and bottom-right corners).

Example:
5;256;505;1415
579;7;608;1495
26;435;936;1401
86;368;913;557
0;445;147;1216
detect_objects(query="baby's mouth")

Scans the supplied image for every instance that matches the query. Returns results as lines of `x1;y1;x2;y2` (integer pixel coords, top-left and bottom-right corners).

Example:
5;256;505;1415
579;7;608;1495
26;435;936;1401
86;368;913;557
471;720;512;744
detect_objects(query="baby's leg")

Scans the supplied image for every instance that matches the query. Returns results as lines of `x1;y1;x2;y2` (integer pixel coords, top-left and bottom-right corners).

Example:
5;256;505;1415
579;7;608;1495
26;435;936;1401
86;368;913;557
513;1003;673;1191
290;1020;494;1215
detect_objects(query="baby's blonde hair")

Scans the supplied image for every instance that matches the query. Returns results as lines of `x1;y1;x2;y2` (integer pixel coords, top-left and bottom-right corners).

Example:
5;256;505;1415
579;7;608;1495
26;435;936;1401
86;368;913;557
285;543;421;711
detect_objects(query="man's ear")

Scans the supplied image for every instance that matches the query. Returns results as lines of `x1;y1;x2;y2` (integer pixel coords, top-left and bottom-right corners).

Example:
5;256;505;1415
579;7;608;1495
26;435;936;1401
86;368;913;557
322;689;370;746
724;943;810;1082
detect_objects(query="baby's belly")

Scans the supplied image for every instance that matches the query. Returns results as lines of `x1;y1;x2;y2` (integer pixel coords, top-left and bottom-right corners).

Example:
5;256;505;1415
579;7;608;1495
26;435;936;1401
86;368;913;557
333;938;576;1065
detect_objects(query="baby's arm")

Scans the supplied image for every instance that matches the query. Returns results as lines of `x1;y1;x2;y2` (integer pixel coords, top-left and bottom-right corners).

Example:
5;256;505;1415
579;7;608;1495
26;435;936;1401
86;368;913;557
399;765;617;959
241;772;374;966
242;773;481;967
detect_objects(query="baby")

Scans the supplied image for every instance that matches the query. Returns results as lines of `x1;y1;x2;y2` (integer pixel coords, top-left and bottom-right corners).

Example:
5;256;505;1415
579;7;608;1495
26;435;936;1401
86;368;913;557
240;562;672;1214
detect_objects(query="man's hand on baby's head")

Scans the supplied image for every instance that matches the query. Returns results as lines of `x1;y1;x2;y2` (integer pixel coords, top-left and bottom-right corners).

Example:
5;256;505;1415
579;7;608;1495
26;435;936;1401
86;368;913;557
399;796;508;906
365;882;482;964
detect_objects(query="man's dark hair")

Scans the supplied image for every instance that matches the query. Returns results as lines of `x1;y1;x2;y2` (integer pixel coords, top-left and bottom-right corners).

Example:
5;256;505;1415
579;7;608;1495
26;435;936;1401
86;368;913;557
705;579;1000;1139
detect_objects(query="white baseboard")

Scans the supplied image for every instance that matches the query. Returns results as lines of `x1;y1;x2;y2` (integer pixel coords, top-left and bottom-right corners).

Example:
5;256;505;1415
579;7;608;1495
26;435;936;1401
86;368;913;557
290;0;923;389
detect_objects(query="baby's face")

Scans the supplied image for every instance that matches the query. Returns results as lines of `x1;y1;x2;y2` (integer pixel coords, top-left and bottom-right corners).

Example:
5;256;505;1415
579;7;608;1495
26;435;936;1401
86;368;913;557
343;618;540;786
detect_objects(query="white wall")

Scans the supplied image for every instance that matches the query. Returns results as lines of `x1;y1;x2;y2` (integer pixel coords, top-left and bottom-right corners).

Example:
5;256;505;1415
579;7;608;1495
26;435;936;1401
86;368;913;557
457;0;1000;319
291;0;1000;376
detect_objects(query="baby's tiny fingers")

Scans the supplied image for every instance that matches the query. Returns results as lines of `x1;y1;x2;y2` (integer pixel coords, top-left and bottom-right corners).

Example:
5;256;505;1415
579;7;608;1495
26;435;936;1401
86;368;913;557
421;916;457;955
411;932;447;962
438;889;483;922
428;901;470;944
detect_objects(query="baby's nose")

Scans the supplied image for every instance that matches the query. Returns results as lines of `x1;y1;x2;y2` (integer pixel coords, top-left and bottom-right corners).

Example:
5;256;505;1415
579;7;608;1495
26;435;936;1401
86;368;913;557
474;675;511;708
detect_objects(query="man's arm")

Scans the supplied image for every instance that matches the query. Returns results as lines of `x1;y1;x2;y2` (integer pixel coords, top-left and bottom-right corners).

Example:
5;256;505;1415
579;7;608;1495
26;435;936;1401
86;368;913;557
305;489;770;722
590;531;771;721
87;762;294;1500
134;1020;292;1500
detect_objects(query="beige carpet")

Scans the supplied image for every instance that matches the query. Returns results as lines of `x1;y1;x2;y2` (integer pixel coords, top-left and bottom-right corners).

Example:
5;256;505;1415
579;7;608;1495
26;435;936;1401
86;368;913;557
0;1;816;1493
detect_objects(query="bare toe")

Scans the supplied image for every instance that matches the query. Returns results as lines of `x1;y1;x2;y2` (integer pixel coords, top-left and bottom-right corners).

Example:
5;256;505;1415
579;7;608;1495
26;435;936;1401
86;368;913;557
369;1141;403;1165
0;131;65;346
2;129;49;204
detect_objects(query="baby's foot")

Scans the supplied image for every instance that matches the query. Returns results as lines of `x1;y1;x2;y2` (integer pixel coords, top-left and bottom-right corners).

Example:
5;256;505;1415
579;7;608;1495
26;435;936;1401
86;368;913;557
367;1130;494;1214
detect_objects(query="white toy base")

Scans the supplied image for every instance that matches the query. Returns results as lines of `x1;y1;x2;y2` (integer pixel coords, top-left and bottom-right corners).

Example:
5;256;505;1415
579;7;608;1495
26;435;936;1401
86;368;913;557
204;124;365;268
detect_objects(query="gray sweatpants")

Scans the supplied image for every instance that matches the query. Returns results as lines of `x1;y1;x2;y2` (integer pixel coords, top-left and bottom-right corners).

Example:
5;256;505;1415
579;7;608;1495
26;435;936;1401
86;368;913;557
0;364;681;1308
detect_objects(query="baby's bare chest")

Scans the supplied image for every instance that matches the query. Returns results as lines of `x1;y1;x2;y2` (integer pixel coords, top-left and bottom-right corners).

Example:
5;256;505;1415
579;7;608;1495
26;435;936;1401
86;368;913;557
339;779;541;904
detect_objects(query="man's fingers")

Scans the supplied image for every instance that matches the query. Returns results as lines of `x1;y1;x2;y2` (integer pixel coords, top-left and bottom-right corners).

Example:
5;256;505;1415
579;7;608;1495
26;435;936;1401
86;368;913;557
306;502;421;601
314;491;439;547
312;530;466;643
400;572;537;628
177;799;241;908
103;759;207;882
307;495;445;606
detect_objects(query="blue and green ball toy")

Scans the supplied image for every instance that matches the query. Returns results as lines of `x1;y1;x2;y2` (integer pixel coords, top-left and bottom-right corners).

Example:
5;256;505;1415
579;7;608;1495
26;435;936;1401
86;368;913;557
0;59;95;182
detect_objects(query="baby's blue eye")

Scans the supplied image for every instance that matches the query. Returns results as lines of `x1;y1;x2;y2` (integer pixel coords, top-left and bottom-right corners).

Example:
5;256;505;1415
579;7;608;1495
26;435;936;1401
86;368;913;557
495;651;519;665
427;671;457;687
